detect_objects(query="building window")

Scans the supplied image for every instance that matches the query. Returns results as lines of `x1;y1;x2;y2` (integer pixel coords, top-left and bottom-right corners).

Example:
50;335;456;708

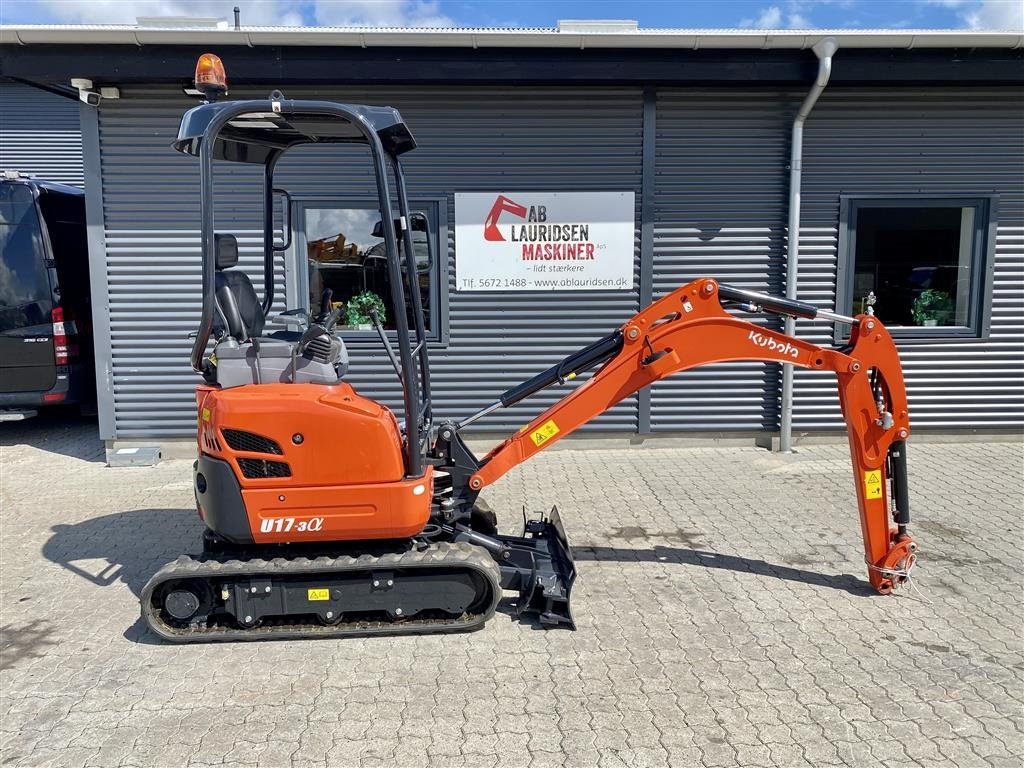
299;201;441;338
839;198;994;338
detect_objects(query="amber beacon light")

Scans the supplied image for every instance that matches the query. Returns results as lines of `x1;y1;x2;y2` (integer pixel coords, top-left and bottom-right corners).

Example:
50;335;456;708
194;53;228;100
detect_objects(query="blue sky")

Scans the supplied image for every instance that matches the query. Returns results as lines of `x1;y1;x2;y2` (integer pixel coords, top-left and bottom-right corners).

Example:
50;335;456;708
3;0;1022;30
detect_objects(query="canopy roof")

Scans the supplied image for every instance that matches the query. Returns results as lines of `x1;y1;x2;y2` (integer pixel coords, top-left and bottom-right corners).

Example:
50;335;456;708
172;98;416;164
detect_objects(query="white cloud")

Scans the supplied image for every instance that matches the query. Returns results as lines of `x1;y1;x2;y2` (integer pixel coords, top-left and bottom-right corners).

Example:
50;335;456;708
34;0;300;25
740;1;821;29
741;5;783;28
30;0;453;27
962;0;1024;29
311;0;452;26
925;0;1024;29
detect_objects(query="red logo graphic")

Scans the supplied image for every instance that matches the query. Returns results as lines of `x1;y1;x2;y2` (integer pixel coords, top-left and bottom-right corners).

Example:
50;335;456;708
484;195;528;242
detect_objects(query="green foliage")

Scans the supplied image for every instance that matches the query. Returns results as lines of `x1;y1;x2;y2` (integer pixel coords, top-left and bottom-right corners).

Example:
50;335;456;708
345;291;387;326
911;289;954;325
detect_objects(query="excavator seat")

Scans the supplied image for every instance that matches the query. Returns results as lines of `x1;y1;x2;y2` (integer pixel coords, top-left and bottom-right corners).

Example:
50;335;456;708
213;234;300;346
210;234;347;388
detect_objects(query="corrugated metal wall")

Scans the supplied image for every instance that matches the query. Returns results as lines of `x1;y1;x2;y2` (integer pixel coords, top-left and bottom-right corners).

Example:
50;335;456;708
650;89;799;431
96;86;643;438
92;82;1023;439
0;80;83;186
795;87;1024;429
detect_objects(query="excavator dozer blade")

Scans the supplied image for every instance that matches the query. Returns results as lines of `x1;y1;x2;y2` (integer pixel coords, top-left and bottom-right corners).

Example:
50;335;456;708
495;506;577;629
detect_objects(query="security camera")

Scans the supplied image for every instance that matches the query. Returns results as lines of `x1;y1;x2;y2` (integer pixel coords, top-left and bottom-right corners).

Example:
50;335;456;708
79;90;102;106
70;77;93;90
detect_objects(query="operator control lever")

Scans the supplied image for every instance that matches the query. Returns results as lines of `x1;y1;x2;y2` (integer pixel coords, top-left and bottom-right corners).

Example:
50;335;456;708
323;304;345;332
317;288;334;322
370;308;403;380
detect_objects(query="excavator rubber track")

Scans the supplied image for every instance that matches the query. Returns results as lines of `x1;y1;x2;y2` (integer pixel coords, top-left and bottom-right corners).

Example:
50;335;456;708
140;541;501;643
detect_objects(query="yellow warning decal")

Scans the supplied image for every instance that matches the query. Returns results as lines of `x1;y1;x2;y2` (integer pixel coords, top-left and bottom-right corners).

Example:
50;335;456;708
864;470;883;499
530;419;560;447
201;407;211;422
307;588;330;602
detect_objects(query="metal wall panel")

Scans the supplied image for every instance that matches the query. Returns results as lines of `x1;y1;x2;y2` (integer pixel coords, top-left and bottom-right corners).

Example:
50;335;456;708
650;89;800;431
794;87;1024;429
0;80;83;186
97;86;642;438
94;82;1020;439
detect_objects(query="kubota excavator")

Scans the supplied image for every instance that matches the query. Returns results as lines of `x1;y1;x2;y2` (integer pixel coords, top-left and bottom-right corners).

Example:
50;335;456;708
141;55;918;642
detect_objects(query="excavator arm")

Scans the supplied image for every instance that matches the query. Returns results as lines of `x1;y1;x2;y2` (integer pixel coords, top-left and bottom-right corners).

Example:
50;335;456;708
461;278;917;595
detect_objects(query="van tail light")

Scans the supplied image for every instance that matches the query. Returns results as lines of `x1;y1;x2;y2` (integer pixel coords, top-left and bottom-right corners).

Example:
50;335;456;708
52;307;69;364
51;306;78;364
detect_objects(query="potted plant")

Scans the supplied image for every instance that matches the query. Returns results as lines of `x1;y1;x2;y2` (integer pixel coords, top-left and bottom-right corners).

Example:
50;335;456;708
344;291;387;331
911;289;953;327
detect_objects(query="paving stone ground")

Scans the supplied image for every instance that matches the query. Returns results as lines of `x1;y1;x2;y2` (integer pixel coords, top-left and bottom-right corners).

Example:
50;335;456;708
1;415;1022;767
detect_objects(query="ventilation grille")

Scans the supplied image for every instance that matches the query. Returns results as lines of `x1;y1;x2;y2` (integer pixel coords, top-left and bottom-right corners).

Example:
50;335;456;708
237;458;291;479
302;334;333;364
222;429;283;455
201;426;221;453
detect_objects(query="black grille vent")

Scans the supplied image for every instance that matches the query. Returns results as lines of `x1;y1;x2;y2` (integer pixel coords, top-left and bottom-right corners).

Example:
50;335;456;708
222;429;283;455
237;458;291;479
302;334;333;364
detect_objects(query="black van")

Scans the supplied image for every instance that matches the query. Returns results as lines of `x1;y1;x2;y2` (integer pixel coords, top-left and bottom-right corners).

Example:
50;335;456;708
0;174;94;419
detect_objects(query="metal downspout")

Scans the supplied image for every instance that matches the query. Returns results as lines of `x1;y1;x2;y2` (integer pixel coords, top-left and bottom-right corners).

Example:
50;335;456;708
780;37;838;453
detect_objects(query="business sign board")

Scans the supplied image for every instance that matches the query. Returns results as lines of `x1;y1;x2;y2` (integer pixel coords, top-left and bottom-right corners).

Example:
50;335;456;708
454;191;635;291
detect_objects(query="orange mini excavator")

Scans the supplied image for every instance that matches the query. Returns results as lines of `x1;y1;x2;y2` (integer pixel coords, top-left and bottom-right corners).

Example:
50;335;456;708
141;56;918;642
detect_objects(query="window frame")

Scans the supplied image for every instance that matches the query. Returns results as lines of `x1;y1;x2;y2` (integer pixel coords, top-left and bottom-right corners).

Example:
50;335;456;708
287;195;449;345
835;195;998;343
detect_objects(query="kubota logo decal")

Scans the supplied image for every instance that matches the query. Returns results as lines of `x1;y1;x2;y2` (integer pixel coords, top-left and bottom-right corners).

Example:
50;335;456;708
748;330;799;359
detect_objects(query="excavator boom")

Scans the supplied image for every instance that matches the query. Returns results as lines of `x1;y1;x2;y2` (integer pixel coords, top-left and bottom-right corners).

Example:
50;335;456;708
462;278;917;595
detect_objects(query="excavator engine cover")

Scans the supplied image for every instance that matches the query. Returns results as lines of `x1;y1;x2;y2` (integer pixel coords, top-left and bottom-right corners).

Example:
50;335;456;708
195;382;432;544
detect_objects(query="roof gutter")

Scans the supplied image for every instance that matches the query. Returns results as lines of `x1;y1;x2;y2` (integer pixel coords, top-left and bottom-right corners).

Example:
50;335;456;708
0;26;1021;49
780;36;837;454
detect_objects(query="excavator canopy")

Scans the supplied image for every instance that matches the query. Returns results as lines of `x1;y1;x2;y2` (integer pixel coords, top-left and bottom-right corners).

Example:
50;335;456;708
172;99;417;164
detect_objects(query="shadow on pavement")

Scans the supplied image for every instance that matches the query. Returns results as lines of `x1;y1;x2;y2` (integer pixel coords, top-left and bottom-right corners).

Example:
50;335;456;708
42;508;873;647
43;508;202;645
571;544;875;596
0;619;59;671
0;406;103;462
43;508;202;597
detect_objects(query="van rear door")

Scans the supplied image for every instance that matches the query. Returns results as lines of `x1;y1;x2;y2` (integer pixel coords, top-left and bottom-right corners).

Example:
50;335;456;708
0;184;56;393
